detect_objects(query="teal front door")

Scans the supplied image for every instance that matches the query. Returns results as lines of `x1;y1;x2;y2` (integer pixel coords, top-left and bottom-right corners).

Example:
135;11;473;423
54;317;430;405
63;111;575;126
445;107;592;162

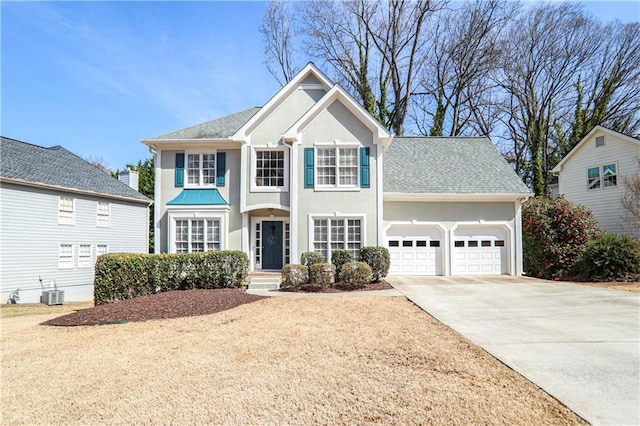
262;221;283;270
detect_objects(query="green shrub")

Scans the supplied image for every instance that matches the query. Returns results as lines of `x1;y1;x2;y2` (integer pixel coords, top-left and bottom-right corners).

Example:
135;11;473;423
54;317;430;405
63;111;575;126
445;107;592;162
310;263;336;287
281;264;309;290
573;233;640;281
522;197;601;279
331;249;353;274
339;262;373;289
301;251;324;268
94;251;249;305
359;246;390;282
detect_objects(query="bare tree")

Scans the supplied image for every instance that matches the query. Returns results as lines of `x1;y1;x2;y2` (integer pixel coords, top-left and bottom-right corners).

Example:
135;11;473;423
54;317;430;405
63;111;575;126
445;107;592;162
260;1;301;86
622;157;640;237
496;3;599;196
412;0;515;137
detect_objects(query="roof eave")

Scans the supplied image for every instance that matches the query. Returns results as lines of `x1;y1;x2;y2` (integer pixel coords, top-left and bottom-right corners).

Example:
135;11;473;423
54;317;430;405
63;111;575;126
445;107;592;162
0;176;152;205
383;192;532;202
141;138;243;149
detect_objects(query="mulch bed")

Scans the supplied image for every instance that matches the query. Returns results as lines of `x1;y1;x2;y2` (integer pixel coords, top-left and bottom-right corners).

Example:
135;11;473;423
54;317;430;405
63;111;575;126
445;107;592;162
41;289;266;327
282;280;394;293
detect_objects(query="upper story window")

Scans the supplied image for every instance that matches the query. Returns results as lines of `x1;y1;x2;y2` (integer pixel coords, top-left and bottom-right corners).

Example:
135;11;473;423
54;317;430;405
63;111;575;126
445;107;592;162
97;202;110;227
255;150;287;189
595;135;605;147
316;147;358;187
587;163;617;190
187;153;216;187
58;196;75;225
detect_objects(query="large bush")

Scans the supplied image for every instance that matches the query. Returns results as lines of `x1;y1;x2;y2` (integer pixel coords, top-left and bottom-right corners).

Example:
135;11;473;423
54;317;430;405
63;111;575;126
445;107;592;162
522;197;601;279
573;233;640;281
310;263;336;287
331;249;353;274
359;246;390;282
94;251;249;305
339;262;373;290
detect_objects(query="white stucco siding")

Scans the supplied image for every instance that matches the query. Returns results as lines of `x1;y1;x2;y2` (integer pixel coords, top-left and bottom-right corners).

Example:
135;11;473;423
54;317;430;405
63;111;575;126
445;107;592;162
251;88;327;144
0;183;148;303
558;130;640;237
384;201;516;224
295;100;379;258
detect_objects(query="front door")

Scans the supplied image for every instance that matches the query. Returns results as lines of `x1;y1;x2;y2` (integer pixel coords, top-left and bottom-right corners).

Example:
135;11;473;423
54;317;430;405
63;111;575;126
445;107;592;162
262;221;283;270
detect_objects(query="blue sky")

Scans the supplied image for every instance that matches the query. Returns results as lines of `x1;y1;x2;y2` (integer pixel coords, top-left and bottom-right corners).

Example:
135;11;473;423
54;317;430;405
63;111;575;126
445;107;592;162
2;1;639;171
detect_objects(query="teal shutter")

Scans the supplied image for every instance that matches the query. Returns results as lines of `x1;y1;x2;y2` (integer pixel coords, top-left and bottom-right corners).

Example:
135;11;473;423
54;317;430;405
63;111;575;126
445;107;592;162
175;153;184;187
216;152;226;186
360;147;370;188
304;148;314;188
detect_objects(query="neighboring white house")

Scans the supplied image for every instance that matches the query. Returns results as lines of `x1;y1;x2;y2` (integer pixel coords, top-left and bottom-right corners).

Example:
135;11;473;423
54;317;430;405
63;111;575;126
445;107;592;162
142;63;531;277
0;137;152;303
552;126;640;239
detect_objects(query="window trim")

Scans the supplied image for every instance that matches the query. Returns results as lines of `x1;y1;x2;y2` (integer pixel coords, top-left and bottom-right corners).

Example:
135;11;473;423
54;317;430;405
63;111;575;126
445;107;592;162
250;147;290;193
313;142;361;191
59;244;74;269
78;244;92;268
167;210;227;254
95;244;109;264
96;201;111;227
587;162;618;191
58;196;75;225
184;150;217;189
308;214;366;262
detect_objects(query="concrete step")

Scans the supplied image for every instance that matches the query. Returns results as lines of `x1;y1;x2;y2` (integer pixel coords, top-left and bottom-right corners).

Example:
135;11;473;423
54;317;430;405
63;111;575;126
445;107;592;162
247;277;281;290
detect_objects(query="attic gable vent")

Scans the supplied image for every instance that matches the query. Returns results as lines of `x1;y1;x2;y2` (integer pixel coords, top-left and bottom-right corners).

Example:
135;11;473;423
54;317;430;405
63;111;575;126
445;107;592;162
595;135;605;147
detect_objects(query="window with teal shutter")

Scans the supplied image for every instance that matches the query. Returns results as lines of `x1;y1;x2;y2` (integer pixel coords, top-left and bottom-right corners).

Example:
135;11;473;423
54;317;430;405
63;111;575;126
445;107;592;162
304;148;314;188
175;153;185;187
216;152;226;186
360;147;370;188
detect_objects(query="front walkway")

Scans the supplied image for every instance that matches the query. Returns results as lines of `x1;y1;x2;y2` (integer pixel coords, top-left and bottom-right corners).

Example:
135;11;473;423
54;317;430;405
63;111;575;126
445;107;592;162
388;275;640;426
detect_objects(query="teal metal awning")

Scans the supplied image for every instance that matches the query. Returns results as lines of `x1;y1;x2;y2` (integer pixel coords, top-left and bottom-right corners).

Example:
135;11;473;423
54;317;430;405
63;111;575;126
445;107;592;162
167;189;228;206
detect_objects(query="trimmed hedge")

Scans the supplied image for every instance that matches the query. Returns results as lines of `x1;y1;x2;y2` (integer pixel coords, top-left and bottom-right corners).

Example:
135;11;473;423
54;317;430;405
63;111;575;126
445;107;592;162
339;262;373;289
94;251;248;305
572;233;640;281
359;246;390;282
310;263;336;287
331;249;353;274
281;264;309;290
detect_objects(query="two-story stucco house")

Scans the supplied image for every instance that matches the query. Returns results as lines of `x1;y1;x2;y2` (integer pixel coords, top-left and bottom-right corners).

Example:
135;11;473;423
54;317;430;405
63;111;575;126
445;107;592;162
0;137;152;303
143;64;531;277
552;126;640;239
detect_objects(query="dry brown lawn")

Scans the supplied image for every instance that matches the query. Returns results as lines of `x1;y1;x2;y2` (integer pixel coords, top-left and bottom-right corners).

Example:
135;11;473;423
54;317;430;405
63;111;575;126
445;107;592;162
571;281;640;294
0;302;94;319
1;297;583;425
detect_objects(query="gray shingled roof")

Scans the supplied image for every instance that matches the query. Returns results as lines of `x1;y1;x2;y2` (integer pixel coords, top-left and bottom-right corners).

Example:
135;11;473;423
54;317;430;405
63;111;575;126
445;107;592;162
384;137;530;194
0;137;150;202
148;107;261;140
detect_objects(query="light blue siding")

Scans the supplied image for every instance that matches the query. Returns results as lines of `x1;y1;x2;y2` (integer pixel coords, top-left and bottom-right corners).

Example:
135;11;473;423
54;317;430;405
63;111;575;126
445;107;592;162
0;183;148;303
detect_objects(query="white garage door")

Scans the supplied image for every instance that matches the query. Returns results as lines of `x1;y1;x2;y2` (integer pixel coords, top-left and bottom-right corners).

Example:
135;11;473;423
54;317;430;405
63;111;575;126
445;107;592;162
387;226;443;276
452;227;508;275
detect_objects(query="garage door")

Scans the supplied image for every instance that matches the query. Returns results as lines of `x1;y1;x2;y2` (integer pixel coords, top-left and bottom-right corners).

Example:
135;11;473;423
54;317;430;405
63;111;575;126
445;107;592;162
452;227;507;275
387;226;443;275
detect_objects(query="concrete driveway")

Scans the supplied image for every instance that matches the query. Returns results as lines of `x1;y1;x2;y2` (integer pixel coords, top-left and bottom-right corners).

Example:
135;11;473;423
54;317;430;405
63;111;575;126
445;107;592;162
387;276;640;426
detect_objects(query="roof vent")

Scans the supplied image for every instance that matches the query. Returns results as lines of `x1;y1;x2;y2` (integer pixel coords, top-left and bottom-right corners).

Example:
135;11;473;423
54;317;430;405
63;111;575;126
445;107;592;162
595;135;605;147
118;169;139;192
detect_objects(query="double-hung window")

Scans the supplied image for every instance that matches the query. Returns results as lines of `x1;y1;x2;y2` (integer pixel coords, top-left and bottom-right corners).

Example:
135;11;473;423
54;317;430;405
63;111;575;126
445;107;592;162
312;217;362;261
587;163;617;190
316;147;358;188
175;219;221;253
187;153;216;187
59;244;74;269
254;149;288;190
97;202;110;227
78;245;92;268
58;196;75;225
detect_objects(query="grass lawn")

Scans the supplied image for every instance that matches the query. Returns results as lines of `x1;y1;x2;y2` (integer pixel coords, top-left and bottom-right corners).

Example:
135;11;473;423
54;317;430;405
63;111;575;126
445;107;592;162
0;301;94;318
1;296;583;425
571;281;640;294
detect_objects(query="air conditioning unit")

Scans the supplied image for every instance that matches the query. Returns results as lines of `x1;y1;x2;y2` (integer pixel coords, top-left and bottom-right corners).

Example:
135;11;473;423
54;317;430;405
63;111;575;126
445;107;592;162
41;290;64;305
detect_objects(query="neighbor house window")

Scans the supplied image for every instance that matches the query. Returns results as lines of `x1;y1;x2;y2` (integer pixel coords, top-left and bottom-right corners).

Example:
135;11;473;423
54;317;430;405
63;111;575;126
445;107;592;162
96;202;110;227
58;196;75;225
175;219;220;253
186;153;216;187
78;245;92;268
316;147;358;187
59;244;74;269
312;218;362;261
96;244;108;257
587;163;617;190
255;150;285;188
